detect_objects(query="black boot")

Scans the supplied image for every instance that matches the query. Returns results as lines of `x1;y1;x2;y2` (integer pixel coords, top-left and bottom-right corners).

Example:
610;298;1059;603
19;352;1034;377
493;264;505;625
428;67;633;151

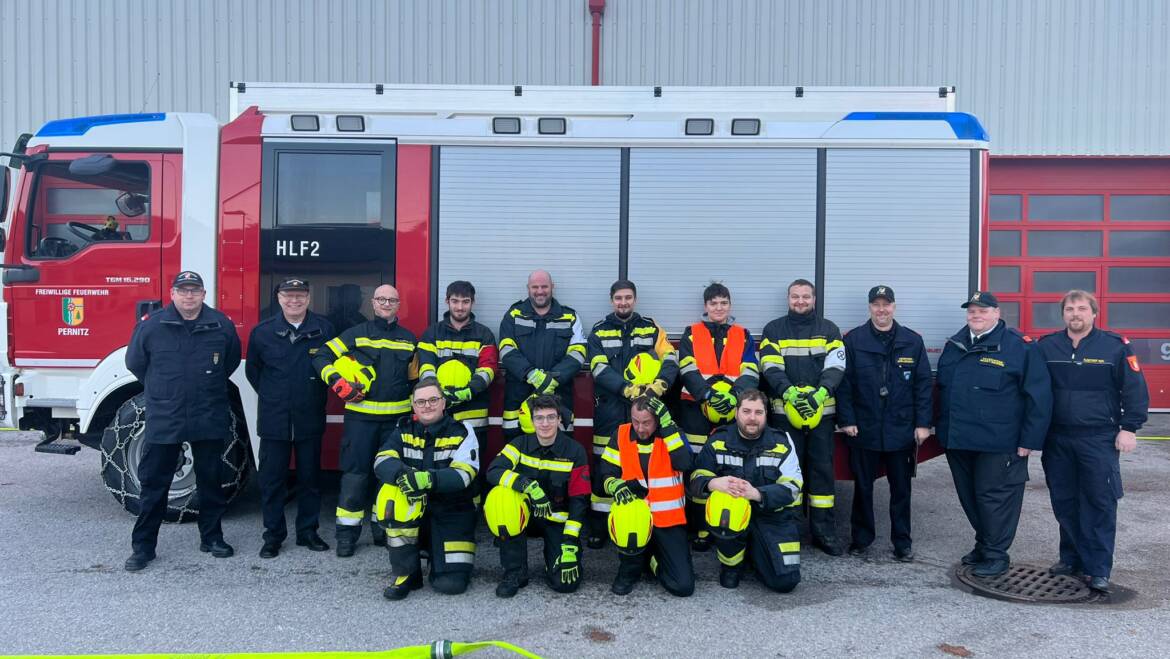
611;560;642;596
382;572;423;600
718;566;742;589
495;570;530;598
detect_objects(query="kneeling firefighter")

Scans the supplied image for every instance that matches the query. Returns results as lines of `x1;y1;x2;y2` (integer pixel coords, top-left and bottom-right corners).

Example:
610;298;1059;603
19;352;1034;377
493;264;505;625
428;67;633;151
596;396;695;596
690;389;804;593
373;380;480;600
484;395;591;598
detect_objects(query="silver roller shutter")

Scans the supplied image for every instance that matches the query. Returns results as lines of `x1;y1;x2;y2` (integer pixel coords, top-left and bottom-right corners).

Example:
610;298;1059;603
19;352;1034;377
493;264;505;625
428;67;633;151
823;149;973;366
627;148;818;335
437;146;621;332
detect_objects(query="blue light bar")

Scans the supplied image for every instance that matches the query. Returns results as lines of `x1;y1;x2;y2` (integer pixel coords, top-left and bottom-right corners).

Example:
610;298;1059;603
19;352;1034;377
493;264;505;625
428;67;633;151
36;113;166;137
843;111;989;142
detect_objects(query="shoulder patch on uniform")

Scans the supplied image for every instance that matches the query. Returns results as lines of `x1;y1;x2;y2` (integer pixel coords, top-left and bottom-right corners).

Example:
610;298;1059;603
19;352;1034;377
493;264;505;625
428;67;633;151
1127;355;1141;372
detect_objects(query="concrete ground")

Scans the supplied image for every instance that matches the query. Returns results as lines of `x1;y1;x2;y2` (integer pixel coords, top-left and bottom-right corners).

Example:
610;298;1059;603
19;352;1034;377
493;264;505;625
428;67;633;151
1;416;1167;658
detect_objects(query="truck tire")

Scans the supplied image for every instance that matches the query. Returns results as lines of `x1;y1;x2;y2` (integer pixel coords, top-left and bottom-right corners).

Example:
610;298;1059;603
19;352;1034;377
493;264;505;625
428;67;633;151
100;393;250;522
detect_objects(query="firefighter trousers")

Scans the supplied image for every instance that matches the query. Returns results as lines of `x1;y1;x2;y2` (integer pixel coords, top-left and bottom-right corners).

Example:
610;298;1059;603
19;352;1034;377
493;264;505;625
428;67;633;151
499;517;581;593
848;446;914;552
713;510;801;593
616;525;695;597
132;439;227;554
677;400;718;542
946;449;1029;563
1041;430;1122;578
258;436;322;544
336;414;401;544
386;501;476;594
776;416;837;540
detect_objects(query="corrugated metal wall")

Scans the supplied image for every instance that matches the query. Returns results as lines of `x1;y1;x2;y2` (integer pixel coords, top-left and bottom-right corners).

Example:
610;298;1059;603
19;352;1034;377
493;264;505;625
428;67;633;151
0;0;1166;155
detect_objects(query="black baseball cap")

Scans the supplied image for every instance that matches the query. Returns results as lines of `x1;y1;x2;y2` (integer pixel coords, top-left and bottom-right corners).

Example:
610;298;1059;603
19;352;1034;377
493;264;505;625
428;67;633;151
868;285;895;303
961;291;999;308
172;271;204;289
277;278;310;293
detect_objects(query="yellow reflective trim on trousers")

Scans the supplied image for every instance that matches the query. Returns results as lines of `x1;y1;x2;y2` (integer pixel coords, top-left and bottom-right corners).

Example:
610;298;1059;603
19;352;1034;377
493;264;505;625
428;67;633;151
355;337;415;352
444;541;476;553
502;409;521;420
563;520;582;536
547;511;569;523
336;508;364;525
345;399;411;415
717;548;745;566
809;494;835;508
779;542;801;553
386;527;420;537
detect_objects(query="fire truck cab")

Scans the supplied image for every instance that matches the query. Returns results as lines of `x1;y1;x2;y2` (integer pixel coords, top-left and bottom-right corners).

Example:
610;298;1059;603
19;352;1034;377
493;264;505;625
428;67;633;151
0;84;988;519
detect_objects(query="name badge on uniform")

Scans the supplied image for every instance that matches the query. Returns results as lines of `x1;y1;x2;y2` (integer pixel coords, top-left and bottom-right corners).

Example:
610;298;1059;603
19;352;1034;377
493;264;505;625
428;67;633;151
212;352;220;365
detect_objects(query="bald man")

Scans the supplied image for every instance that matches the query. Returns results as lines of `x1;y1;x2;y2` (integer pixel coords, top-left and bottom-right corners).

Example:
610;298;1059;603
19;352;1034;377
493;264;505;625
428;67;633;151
498;271;587;439
314;283;419;557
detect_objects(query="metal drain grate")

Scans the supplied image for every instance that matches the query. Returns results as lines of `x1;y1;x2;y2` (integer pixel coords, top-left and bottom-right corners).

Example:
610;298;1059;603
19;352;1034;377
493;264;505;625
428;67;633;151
955;563;1099;603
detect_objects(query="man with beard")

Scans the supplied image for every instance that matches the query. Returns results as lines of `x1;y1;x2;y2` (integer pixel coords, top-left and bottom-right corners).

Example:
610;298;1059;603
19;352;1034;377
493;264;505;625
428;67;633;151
760;279;846;556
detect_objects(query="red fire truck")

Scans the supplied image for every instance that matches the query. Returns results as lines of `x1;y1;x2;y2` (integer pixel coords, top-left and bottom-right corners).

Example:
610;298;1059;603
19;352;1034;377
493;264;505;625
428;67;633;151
0;83;987;519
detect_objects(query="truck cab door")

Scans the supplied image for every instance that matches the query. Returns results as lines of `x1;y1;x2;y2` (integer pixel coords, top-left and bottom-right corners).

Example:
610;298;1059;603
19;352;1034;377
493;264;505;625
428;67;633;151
3;153;166;367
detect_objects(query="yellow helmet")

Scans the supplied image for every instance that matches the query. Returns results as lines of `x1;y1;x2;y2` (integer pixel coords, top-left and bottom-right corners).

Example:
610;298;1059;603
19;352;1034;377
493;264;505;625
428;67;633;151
705;490;751;540
518;396;536;434
701;379;736;425
436;359;472;390
333;355;376;390
375;483;425;525
483;485;530;539
608;499;653;555
623;352;662;386
783;385;824;430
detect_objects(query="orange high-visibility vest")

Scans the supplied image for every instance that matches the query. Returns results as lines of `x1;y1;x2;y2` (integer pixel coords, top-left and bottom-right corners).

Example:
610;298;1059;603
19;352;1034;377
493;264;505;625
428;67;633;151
618;423;686;528
682;322;746;401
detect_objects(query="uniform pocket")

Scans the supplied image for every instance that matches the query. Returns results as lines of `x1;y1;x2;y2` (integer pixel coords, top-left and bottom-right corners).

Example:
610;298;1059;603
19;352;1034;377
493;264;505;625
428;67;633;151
1108;463;1124;500
1003;453;1030;485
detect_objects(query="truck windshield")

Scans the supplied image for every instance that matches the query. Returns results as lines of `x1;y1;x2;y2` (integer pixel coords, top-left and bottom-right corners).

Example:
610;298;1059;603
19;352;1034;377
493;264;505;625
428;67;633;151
24;160;151;259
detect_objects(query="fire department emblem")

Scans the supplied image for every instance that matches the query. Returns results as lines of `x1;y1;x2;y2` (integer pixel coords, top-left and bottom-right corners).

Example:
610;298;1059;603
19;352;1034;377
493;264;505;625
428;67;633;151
62;297;84;326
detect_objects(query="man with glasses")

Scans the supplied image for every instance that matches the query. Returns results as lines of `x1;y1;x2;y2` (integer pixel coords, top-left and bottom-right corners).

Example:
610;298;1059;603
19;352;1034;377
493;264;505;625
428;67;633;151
123;271;242;571
314;284;419;557
246;278;335;558
374;379;480;600
485;395;591;598
498;270;587;439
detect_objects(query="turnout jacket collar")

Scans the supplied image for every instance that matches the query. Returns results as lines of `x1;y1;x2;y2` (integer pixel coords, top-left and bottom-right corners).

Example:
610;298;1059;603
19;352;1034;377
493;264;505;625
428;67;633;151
603;311;644;327
514;297;569;319
372;315;402;332
699;312;736;327
266;312;327;342
440;310;480;331
786;309;817;326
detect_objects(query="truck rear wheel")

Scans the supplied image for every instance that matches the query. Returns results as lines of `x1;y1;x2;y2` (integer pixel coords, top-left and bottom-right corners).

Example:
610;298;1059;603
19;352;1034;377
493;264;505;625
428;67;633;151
100;393;249;522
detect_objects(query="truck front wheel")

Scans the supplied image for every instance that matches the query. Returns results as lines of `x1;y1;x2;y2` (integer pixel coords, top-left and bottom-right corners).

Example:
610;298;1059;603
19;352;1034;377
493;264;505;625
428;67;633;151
99;393;249;522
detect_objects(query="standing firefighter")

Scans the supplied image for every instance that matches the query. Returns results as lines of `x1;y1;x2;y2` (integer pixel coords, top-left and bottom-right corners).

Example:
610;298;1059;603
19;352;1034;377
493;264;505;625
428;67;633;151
760;278;846;556
498;270;587;438
246;278;335;558
677;282;760;550
484;395;591;598
690;389;804;593
418;280;498;491
597;397;694;597
373;380;480;600
836;286;933;561
937;291;1052;578
1037;290;1148;593
585;280;679;548
314;284;418;557
123;271;242;571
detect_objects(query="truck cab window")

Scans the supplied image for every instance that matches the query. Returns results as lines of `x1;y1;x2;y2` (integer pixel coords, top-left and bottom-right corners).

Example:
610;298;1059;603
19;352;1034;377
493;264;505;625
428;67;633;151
24;160;151;259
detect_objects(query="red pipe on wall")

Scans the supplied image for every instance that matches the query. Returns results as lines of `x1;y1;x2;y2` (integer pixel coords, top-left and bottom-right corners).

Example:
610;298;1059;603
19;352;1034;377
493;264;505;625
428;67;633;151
589;0;605;85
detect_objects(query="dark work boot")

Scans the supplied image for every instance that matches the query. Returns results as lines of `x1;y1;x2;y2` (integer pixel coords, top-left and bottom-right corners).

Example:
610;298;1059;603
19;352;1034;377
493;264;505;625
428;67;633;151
718;566;742;589
495;570;530;598
382;572;423;601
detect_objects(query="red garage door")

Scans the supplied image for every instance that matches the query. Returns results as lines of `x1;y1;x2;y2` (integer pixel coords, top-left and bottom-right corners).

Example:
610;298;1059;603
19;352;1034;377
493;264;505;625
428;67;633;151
988;158;1170;410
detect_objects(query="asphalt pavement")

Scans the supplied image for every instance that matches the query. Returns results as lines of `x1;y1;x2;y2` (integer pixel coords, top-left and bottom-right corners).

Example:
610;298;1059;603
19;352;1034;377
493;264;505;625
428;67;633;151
1;417;1168;658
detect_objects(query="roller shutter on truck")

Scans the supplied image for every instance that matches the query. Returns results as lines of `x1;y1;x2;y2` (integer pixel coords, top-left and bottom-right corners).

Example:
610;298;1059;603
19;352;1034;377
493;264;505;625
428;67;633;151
436;146;621;330
823;149;976;365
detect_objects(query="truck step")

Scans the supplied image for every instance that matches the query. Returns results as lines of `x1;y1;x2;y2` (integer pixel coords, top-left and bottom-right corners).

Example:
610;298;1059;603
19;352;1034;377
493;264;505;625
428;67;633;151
34;436;82;455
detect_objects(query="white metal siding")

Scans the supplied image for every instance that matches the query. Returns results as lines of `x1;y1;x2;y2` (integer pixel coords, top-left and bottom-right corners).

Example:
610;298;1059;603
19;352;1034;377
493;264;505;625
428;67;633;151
627;148;818;335
437;146;620;333
823;149;972;365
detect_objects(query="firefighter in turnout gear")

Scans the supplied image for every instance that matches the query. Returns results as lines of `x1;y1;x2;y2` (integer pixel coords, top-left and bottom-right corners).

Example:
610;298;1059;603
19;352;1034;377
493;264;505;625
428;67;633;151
485;395;591;598
678;282;760;551
418;280;498;495
690;389;804;592
760;279;847;556
498;270;587;438
374;380;480;600
937;291;1052;578
1037;290;1149;593
313;284;419;557
585;280;680;548
596;396;695;597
